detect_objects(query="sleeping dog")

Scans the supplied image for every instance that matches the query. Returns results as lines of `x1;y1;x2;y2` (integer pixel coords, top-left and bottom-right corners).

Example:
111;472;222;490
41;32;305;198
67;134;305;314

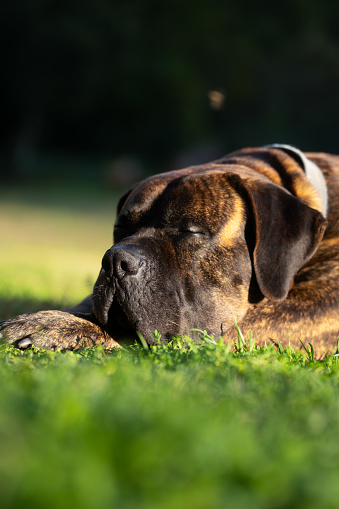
1;144;338;358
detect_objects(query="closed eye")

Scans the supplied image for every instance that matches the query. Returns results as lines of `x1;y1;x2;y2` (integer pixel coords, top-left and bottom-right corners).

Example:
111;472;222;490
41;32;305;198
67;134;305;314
180;225;209;238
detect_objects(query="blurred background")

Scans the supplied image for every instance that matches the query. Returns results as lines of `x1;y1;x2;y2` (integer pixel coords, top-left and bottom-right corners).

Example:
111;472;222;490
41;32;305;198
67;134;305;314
2;0;339;317
2;0;339;183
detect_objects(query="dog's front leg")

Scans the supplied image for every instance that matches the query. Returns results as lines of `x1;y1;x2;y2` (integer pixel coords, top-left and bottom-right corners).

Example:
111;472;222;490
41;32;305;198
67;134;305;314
0;310;121;351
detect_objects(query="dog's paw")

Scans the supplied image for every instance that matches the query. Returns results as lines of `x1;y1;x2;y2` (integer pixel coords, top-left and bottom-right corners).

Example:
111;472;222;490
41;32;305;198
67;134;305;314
0;310;121;351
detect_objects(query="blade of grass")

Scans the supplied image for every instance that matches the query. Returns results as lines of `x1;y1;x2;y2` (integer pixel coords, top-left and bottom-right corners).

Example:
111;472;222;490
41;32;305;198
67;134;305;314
136;331;149;351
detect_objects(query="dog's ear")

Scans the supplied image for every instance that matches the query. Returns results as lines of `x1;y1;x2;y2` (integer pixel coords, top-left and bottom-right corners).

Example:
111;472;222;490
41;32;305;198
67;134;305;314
236;176;327;301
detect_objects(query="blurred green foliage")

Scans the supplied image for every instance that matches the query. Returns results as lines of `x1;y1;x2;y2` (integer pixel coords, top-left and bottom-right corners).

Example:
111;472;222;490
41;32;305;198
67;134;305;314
1;338;339;508
2;0;339;176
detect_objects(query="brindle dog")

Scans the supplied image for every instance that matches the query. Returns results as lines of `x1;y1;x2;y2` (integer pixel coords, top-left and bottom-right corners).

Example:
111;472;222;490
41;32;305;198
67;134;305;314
1;145;339;358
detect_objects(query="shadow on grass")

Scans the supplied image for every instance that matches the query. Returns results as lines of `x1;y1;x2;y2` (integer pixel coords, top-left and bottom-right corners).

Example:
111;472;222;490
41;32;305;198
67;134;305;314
0;296;72;321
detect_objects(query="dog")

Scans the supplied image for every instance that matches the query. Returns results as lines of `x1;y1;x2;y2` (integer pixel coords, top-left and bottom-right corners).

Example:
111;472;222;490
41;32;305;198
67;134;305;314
1;144;339;358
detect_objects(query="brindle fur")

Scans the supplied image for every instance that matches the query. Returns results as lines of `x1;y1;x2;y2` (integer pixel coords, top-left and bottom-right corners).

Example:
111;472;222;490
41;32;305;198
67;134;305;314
1;147;339;357
223;151;339;357
0;310;121;350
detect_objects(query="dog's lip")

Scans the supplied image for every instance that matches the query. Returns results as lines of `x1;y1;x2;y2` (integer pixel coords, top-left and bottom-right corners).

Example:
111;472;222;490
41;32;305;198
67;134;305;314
92;303;110;326
107;301;137;334
92;287;114;325
92;286;136;334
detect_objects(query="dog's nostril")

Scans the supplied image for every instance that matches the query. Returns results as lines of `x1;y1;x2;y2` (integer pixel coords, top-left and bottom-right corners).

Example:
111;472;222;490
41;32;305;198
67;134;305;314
120;260;131;273
101;249;114;277
114;248;142;277
117;254;140;275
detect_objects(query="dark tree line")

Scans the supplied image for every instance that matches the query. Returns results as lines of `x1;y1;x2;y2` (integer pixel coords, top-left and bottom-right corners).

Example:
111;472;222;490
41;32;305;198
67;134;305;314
2;0;339;175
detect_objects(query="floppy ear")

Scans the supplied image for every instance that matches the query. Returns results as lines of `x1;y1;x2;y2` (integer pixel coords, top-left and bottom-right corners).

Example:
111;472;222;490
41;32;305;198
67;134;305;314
240;178;327;301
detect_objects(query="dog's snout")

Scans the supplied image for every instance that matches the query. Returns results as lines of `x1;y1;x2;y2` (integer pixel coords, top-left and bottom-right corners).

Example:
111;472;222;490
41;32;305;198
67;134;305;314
101;247;142;279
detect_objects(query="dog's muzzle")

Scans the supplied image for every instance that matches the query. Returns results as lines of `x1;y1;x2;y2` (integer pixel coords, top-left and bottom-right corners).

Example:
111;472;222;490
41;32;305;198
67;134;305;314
92;245;147;329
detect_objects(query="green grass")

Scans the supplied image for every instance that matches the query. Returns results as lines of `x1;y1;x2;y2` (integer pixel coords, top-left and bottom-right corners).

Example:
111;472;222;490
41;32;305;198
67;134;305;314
1;339;339;508
2;179;339;508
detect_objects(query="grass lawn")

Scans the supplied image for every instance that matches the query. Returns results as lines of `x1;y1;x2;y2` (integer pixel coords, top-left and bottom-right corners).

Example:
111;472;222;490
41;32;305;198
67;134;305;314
1;178;339;508
0;178;117;316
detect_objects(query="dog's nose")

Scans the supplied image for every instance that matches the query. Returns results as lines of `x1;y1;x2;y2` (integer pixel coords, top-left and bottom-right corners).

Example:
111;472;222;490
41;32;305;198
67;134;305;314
101;247;142;279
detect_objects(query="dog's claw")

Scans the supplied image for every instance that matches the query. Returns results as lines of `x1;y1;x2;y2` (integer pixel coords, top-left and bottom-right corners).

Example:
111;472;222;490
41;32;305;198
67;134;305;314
17;337;33;349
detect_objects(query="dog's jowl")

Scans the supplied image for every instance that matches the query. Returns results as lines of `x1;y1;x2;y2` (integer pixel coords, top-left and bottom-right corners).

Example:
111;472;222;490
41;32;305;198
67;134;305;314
1;145;339;358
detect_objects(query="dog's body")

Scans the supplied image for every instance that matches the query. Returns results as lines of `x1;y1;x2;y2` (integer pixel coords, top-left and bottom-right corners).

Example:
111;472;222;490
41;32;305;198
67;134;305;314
2;145;339;357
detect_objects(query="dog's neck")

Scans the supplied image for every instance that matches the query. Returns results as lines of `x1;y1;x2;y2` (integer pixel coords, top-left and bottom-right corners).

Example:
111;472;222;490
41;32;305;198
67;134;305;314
265;144;328;217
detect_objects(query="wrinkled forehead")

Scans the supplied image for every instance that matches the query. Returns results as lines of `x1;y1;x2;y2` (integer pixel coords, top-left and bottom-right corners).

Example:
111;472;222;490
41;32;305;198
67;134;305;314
118;166;244;230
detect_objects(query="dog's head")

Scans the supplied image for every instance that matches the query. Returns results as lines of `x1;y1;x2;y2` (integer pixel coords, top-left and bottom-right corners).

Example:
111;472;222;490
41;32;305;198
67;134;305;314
92;160;326;344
